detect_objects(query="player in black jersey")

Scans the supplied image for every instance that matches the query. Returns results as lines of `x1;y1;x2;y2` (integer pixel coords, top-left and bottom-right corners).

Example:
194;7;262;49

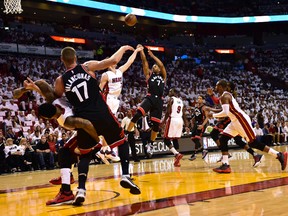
54;46;141;206
127;44;167;150
189;95;210;161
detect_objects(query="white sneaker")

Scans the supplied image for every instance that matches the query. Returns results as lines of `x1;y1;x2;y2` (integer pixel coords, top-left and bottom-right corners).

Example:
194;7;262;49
96;150;110;165
120;176;141;195
72;188;86;206
105;150;120;162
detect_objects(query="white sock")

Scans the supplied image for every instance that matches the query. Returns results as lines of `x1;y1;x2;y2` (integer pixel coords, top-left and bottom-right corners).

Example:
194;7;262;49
61;168;71;185
170;147;179;155
222;155;229;165
268;148;279;158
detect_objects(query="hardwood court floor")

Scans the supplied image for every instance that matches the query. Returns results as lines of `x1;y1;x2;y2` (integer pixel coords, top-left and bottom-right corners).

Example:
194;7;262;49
1;146;288;216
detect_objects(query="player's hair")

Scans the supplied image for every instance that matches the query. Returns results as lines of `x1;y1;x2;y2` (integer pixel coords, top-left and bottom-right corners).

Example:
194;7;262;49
198;95;205;99
217;79;228;88
61;47;76;65
38;103;57;119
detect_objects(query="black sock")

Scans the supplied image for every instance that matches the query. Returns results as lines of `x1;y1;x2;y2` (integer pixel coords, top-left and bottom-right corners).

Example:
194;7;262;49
247;148;256;156
118;141;130;175
62;184;71;192
77;153;92;190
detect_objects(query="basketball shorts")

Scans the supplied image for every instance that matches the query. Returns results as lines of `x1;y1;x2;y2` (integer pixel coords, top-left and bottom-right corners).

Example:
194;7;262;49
76;109;125;150
222;115;256;144
138;95;163;123
106;94;120;115
164;117;183;139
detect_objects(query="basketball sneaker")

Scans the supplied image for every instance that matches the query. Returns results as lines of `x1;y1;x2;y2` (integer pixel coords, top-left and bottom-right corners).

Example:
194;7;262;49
253;154;264;168
189;154;196;161
46;189;74;206
105;150;121;162
49;174;75;185
120;175;141;195
72;188;86;206
96;150;110;165
277;152;288;170
174;153;183;167
202;150;209;159
213;163;231;173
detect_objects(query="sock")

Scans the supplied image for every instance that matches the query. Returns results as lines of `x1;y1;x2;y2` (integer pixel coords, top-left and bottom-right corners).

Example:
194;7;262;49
77;153;92;189
268;148;279;158
222;155;229;165
170;147;179;155
61;168;71;185
246;148;257;156
62;184;71;192
118;141;130;175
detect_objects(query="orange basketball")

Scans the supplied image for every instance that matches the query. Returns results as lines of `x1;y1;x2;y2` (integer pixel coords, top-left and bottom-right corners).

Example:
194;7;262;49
125;14;137;26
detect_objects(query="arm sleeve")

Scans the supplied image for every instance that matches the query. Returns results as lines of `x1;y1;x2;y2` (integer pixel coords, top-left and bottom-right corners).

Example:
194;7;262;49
213;104;229;118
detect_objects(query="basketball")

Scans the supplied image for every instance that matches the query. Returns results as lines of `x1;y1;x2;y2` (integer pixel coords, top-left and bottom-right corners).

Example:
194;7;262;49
125;14;137;26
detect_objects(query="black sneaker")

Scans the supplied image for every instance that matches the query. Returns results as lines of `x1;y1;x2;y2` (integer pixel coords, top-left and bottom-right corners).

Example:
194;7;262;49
253;154;264;167
202;150;209;159
189;154;196;161
277;152;288;171
120;176;141;195
213;163;231;173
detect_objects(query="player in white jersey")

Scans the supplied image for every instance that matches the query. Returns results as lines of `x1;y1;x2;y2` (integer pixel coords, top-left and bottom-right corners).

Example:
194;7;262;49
210;79;287;173
96;46;143;161
100;46;143;115
162;89;189;167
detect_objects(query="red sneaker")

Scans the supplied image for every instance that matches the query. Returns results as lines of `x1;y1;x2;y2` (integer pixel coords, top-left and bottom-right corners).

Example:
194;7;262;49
213;163;231;173
174;153;183;167
49;175;75;185
46;189;75;205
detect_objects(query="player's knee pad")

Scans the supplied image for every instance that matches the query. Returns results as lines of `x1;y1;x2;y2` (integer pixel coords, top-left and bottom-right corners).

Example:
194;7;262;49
234;136;246;148
210;129;220;142
249;139;265;151
219;135;230;152
164;138;171;147
58;148;73;168
131;110;143;123
152;122;160;132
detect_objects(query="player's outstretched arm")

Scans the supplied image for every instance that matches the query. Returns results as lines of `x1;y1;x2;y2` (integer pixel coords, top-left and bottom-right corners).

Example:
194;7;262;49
65;117;100;143
138;44;150;79
119;46;143;73
147;49;167;81
84;45;135;72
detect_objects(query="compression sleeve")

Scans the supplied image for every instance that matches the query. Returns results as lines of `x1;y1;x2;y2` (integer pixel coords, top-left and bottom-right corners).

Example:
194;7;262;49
213;104;229;118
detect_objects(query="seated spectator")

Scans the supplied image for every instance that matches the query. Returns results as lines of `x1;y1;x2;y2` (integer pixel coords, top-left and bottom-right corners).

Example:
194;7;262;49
4;138;25;172
6;100;19;112
17;111;26;125
263;123;273;146
18;138;34;171
35;135;54;170
30;130;42;145
253;123;264;143
5;127;17;142
25;109;38;122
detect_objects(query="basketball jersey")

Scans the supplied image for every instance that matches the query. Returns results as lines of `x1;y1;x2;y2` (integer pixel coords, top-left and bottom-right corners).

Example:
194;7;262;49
52;97;74;130
103;69;123;97
147;72;165;97
61;64;108;120
170;96;183;118
220;91;247;122
194;104;205;124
